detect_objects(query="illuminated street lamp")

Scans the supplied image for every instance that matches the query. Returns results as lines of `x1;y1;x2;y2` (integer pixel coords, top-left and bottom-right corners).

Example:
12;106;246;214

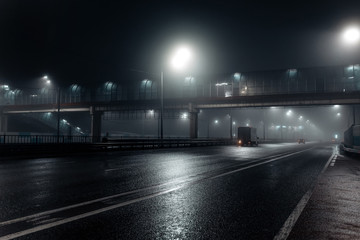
341;26;359;124
160;46;192;139
43;74;61;143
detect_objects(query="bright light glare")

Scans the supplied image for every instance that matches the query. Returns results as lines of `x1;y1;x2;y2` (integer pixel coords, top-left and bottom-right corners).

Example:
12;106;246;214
335;134;338;139
343;27;360;44
43;75;48;79
337;113;341;116
214;120;219;124
171;47;191;70
215;82;228;86
46;80;51;84
286;110;292;116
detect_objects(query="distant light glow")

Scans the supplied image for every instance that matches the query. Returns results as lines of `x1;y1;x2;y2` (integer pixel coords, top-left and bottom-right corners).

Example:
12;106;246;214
337;113;341;116
286;110;292;116
234;73;241;81
215;82;228;86
214;120;219;124
1;85;10;90
335;134;338;139
299;116;303;120
181;113;188;119
233;121;236;125
246;123;249;127
43;75;48;79
185;76;194;82
343;27;360;44
333;105;339;108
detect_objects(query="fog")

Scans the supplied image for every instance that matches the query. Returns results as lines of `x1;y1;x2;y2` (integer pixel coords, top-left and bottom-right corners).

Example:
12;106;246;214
100;105;355;142
6;105;356;142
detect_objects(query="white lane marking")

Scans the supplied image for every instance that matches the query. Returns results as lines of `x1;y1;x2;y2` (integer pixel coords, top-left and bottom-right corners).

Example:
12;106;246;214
0;186;182;240
210;148;313;180
273;148;336;240
330;154;337;167
0;147;315;240
0;148;311;228
0;181;175;227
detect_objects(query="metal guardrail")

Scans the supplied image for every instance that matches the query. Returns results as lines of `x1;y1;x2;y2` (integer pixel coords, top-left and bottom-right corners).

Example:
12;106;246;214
0;136;237;158
0;135;92;144
96;138;236;150
0;135;236;147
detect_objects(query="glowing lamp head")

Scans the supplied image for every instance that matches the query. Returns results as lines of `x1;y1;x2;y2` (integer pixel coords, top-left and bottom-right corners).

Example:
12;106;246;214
171;46;192;70
343;27;360;44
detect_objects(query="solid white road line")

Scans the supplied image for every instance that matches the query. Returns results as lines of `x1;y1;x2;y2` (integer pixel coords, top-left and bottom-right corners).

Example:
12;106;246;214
0;186;182;240
273;148;336;240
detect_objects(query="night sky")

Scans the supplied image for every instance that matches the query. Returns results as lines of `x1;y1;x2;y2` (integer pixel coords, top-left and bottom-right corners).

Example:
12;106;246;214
1;0;360;87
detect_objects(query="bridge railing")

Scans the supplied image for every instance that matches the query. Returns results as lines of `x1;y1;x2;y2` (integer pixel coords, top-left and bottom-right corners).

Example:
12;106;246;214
1;64;359;106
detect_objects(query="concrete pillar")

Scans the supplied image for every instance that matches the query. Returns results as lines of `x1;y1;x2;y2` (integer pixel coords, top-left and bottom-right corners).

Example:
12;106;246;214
189;103;199;139
0;113;8;133
90;107;102;143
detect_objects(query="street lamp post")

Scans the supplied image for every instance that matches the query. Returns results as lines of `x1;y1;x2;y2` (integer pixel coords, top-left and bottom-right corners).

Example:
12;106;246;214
342;26;360;125
57;87;61;143
160;46;192;139
160;71;164;139
43;75;61;143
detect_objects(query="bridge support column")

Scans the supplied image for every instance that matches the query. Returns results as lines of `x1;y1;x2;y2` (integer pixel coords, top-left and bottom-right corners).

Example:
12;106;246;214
189;103;198;139
0;112;8;133
90;107;102;143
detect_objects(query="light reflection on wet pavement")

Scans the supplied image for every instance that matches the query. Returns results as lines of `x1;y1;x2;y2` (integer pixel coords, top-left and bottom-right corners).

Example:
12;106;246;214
0;142;334;239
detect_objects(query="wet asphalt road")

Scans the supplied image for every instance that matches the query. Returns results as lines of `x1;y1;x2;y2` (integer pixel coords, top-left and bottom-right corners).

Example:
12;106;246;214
0;142;334;240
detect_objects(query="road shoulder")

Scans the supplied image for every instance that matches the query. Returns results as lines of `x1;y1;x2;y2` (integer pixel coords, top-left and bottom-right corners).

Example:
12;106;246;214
287;150;360;240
